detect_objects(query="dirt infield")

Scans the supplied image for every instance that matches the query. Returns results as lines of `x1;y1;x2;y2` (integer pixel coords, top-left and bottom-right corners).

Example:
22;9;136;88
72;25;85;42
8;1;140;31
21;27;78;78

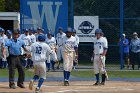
0;81;140;93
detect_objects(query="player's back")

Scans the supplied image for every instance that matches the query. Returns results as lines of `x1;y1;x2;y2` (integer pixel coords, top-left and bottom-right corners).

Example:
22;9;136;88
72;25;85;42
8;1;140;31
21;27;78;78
31;42;51;62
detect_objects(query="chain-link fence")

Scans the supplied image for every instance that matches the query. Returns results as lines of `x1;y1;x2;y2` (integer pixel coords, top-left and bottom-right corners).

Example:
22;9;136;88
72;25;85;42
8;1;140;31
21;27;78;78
73;0;140;70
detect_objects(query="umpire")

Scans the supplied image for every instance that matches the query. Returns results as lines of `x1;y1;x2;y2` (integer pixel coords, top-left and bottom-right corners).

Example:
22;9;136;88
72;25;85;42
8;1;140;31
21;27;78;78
5;29;27;89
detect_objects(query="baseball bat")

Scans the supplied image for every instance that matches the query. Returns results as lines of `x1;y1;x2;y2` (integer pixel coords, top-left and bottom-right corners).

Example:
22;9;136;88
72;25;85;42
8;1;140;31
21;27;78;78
99;56;109;80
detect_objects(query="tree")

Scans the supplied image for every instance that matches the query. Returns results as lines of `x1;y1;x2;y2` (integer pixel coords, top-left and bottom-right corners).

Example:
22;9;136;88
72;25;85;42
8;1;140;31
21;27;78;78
0;0;6;12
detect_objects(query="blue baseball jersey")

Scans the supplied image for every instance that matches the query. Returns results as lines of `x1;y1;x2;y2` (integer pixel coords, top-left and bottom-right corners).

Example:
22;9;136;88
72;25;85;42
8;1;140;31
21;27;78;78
122;38;129;53
5;39;25;55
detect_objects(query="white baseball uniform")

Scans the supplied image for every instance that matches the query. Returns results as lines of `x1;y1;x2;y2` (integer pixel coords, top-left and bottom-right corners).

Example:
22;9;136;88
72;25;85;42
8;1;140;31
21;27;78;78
0;36;5;59
56;32;66;61
62;35;77;72
93;36;108;74
30;34;36;43
0;34;8;60
30;41;57;79
19;34;32;55
45;37;58;63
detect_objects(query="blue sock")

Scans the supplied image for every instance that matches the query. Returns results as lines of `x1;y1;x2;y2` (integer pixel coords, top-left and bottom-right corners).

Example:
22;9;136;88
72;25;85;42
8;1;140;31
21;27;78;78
95;73;99;82
47;63;51;69
33;75;39;81
67;71;70;80
37;78;44;89
63;70;67;80
51;61;55;69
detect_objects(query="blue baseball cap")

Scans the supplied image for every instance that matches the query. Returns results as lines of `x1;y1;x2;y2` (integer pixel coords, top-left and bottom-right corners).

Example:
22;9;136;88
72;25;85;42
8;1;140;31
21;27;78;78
95;29;103;34
7;30;12;35
66;27;73;33
38;34;46;41
73;29;76;33
0;28;5;32
58;27;63;30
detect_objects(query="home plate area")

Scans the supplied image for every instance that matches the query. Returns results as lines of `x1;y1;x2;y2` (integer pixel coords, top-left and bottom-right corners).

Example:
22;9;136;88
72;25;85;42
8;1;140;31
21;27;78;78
0;81;140;93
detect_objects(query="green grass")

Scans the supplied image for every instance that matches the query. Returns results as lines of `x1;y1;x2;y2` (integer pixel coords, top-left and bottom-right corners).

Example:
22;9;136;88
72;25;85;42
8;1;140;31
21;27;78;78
0;69;33;78
71;70;140;78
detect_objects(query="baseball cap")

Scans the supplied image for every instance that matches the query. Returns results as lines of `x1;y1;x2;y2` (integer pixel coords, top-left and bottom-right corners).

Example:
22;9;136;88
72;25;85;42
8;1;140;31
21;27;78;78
38;34;46;41
122;33;126;37
0;28;5;32
133;32;138;35
73;29;76;33
95;29;103;34
24;28;29;32
13;29;20;34
7;30;12;35
58;27;63;31
66;27;72;32
37;27;42;30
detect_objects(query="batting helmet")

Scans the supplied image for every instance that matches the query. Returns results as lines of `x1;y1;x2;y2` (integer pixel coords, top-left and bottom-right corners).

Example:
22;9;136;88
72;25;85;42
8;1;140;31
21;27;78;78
95;29;103;34
38;34;46;41
73;29;76;33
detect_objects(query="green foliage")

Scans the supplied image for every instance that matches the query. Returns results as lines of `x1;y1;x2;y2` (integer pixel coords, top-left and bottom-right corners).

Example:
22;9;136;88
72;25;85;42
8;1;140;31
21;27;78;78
0;0;5;12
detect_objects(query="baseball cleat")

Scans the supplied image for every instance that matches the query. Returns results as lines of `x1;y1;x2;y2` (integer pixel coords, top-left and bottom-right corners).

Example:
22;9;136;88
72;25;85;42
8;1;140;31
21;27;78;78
64;81;69;86
100;82;105;85
93;81;100;86
29;80;34;90
35;87;41;93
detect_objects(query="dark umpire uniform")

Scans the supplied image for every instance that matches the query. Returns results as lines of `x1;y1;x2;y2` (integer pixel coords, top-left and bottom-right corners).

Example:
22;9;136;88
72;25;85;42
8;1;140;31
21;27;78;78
5;29;27;89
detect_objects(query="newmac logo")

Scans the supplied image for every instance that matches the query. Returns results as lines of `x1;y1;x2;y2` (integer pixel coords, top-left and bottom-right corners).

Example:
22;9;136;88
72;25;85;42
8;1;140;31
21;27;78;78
78;21;94;34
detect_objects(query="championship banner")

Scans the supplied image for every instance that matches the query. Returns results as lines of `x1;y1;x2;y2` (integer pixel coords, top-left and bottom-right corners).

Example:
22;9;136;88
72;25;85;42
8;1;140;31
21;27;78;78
20;0;68;34
74;16;99;42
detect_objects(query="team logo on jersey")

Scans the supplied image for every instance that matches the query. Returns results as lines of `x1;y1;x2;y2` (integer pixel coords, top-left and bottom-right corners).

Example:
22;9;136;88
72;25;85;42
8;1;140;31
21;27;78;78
78;21;94;34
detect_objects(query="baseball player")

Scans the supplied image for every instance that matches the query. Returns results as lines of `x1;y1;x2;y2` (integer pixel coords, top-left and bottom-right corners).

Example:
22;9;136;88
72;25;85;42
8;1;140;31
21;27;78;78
56;27;66;69
61;27;78;86
29;28;36;43
92;29;108;85
72;29;79;69
19;28;32;68
29;34;58;93
0;28;8;69
45;31;58;71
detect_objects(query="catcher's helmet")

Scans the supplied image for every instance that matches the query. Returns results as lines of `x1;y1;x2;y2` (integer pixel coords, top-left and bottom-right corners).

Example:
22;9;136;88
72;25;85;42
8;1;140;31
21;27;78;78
38;34;46;41
95;29;102;34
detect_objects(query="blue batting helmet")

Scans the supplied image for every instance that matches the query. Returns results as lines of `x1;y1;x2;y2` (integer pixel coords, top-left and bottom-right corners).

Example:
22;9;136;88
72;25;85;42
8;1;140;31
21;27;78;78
38;34;46;41
95;29;103;34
